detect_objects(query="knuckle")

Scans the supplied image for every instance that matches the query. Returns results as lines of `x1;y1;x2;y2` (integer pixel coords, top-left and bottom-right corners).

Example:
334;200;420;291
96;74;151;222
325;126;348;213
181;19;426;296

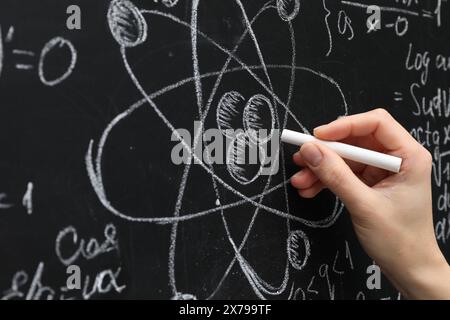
373;108;391;120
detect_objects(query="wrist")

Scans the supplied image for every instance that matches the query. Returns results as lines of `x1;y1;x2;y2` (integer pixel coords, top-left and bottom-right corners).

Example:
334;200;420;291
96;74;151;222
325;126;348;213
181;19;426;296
392;250;450;299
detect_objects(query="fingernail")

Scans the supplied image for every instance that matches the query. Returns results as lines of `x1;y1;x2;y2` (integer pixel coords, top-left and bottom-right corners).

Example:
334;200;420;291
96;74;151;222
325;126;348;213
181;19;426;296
313;125;326;135
301;143;323;167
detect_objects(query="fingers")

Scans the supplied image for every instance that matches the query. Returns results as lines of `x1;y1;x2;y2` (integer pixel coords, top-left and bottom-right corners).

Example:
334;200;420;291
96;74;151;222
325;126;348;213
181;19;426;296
291;149;376;197
313;108;417;153
340;135;385;153
291;108;420;199
293;150;366;173
291;168;325;198
297;181;324;198
291;168;318;189
292;151;304;167
298;142;375;211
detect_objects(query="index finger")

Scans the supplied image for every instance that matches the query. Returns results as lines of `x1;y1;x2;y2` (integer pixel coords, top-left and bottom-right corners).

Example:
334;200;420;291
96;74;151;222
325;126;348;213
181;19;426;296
313;108;417;152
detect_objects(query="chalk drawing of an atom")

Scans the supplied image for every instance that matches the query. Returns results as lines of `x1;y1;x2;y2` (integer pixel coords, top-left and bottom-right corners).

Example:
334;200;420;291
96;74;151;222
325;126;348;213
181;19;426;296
86;0;348;299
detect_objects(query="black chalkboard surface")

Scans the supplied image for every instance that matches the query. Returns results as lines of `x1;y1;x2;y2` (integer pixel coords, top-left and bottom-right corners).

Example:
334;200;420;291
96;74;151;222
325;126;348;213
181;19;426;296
0;0;449;300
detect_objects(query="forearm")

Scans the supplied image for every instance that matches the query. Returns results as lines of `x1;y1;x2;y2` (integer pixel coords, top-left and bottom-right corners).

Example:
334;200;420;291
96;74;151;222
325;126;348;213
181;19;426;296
385;252;450;300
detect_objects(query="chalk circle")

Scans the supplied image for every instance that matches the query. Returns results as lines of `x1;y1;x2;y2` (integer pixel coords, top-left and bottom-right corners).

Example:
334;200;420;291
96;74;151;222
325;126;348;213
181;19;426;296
217;91;246;139
171;292;197;300
243;94;275;145
162;0;179;8
226;132;266;185
287;230;310;271
276;0;301;22
108;0;148;48
38;37;77;87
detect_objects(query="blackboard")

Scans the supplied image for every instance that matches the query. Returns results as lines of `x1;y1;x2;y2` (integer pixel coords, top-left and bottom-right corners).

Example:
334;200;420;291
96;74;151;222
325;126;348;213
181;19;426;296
0;0;449;300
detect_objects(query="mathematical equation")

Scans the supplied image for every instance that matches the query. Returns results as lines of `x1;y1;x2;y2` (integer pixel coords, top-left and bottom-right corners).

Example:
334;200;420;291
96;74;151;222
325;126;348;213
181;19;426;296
324;0;446;56
0;25;77;86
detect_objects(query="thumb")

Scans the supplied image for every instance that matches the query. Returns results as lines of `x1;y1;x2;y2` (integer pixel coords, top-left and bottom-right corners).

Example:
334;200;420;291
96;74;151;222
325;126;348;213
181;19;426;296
299;142;374;210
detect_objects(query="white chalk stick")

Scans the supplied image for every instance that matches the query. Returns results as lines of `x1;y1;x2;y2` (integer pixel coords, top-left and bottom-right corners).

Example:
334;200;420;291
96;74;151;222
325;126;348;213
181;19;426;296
281;129;402;173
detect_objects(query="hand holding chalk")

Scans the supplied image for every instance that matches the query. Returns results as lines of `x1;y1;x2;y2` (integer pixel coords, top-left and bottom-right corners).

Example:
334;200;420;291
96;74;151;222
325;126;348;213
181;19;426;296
288;110;450;299
281;129;402;173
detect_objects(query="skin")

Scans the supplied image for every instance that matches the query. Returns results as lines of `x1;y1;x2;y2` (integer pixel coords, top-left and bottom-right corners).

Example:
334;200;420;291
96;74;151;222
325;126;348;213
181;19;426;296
290;108;450;300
